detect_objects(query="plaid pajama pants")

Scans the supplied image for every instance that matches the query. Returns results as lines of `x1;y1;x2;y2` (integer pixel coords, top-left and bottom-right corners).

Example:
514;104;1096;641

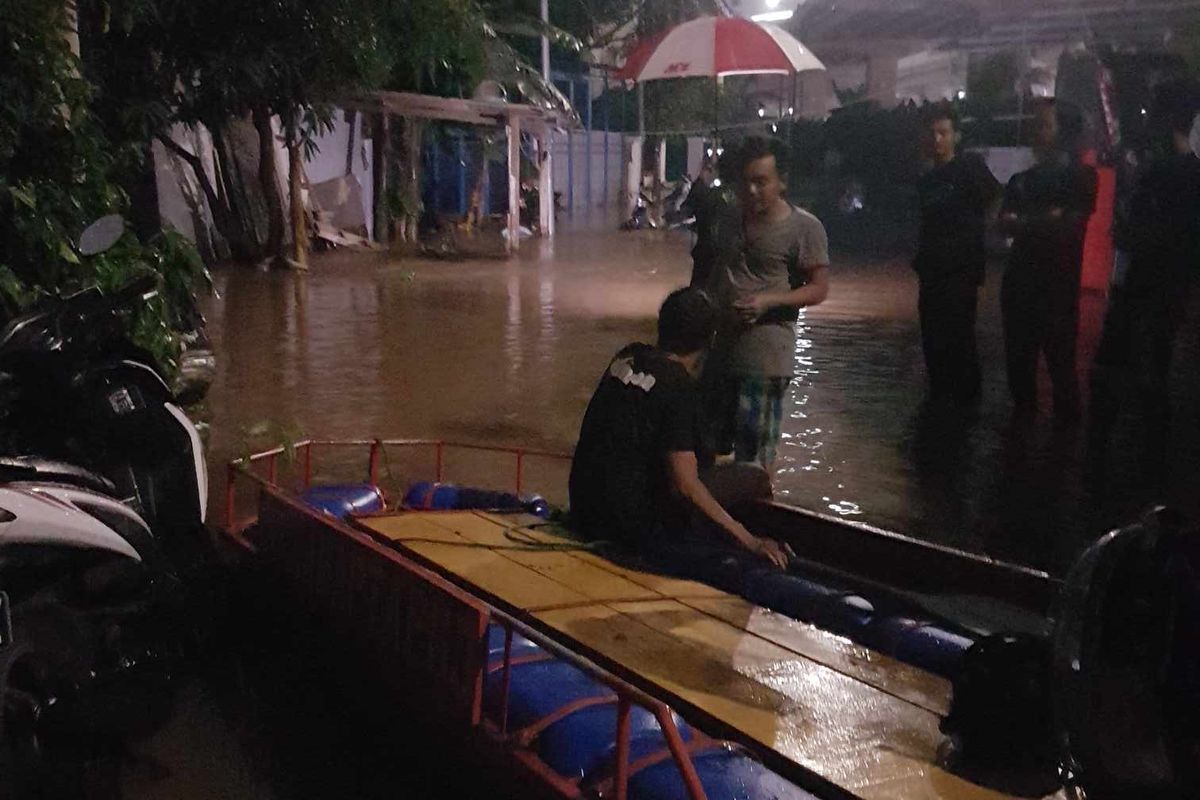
717;375;789;468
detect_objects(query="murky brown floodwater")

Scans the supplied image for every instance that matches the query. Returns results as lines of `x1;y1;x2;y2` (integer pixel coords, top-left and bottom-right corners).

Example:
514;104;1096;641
204;214;1197;575
127;214;1198;800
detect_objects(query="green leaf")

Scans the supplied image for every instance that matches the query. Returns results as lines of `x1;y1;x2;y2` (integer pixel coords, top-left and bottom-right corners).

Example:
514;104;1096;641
8;185;35;210
58;241;81;264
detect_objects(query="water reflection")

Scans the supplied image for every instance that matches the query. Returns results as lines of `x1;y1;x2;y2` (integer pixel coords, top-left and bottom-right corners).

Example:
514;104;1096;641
202;220;1195;575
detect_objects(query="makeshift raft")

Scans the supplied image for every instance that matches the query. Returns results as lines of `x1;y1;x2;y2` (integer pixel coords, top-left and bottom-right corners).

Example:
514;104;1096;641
222;439;1068;800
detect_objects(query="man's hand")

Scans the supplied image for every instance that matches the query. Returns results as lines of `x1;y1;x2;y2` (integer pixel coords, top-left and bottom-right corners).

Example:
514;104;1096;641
746;535;790;569
734;293;772;324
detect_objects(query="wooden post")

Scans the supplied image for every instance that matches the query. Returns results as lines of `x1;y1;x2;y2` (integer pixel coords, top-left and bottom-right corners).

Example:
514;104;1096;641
373;112;391;245
506;114;521;254
288;133;308;270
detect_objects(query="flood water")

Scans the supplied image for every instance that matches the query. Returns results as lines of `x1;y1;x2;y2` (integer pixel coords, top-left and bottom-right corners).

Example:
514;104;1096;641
124;215;1199;800
204;216;1198;576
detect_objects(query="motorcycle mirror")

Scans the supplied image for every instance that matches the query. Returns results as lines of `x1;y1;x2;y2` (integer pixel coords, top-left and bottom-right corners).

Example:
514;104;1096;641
77;214;127;256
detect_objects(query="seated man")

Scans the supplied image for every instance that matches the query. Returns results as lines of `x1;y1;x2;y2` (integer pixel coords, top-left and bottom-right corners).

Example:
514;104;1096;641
569;287;789;587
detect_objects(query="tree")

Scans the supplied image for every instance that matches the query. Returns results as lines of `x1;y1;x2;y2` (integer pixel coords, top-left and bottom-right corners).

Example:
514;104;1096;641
0;0;208;374
76;0;576;268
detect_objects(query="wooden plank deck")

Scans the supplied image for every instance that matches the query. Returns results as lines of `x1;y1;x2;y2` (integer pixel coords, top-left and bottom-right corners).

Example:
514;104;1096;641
361;511;1063;800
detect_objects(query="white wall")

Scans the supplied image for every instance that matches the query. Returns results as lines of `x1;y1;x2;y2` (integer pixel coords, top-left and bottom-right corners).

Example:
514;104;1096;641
153;124;218;257
303;110;374;239
154;109;374;252
896;50;967;104
550;130;627;211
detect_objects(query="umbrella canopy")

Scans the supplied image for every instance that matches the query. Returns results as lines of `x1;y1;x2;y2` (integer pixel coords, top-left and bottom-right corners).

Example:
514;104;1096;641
614;16;825;82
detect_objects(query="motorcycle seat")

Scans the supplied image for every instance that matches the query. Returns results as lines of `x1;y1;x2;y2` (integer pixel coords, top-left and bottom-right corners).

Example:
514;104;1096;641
0;456;116;496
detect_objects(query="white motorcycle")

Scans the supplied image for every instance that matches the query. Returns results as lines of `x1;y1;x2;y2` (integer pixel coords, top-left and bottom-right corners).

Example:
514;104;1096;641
0;217;210;798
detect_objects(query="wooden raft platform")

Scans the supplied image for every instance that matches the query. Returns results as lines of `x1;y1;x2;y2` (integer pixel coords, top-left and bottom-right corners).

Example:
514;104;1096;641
360;511;1063;800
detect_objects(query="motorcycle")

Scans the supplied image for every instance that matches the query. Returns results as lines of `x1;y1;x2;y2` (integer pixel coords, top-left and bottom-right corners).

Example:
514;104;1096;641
621;175;696;232
0;216;212;797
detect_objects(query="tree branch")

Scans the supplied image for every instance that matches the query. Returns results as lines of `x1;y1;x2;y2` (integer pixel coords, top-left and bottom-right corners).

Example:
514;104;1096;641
156;132;221;214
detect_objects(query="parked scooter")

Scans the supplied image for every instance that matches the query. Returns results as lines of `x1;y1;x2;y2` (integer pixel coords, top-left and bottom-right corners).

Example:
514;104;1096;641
621;175;695;231
0;219;209;557
0;216;212;797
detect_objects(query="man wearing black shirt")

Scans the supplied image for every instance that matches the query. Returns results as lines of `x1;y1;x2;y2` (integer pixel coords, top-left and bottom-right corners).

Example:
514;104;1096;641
569;287;789;575
684;160;722;290
1091;81;1200;487
913;106;1001;405
999;99;1097;423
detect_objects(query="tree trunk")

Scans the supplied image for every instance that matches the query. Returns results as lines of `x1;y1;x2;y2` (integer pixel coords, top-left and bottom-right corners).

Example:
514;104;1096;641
253;106;286;264
286;119;309;270
372;113;390;245
344;110;358;177
398;118;423;244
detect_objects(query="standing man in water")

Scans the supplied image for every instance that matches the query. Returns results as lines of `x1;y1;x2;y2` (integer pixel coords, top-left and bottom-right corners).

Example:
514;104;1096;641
999;99;1097;424
1090;80;1200;489
711;137;830;469
913;105;1000;407
684;159;727;290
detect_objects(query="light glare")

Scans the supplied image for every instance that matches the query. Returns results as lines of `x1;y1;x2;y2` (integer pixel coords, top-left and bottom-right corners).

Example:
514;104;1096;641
751;10;794;22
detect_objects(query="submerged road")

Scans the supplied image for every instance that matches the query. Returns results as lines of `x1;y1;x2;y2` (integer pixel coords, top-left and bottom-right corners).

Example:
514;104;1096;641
204;217;1198;576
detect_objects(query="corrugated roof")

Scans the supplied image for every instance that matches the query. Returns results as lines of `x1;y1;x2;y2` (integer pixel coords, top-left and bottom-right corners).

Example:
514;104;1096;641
788;0;1200;51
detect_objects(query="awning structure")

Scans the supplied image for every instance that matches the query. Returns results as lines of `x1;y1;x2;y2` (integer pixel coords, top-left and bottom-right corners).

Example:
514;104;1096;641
346;91;575;253
357;91;575;130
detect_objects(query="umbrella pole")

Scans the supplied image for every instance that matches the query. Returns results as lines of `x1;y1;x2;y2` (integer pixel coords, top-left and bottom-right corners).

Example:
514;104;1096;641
637;81;645;135
713;76;721;149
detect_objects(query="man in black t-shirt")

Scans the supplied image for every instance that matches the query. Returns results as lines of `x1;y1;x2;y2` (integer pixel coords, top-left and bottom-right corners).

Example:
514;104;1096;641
569;287;789;577
1091;80;1200;489
913;105;1001;406
999;99;1097;423
684;160;723;289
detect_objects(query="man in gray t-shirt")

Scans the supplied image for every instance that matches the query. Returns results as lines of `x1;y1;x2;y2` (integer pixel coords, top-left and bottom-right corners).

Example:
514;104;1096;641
705;138;830;468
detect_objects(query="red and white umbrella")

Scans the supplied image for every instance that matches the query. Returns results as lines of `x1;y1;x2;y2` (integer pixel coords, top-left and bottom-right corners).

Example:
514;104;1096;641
614;16;825;83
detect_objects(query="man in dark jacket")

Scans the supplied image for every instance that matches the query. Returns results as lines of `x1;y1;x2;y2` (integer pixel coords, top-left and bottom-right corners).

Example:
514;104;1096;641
999;99;1097;424
913;105;1001;406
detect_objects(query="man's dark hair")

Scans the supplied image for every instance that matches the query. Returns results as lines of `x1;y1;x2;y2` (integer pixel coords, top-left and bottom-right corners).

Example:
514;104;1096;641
736;136;788;182
923;102;959;130
1025;97;1086;151
1151;78;1200;136
657;287;717;355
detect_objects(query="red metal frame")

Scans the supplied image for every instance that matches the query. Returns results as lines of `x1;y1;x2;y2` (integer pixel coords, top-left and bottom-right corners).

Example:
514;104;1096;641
223;439;710;800
225;439;571;533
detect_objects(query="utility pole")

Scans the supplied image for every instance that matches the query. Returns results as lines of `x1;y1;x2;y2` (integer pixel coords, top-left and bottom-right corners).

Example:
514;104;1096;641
541;0;550;81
